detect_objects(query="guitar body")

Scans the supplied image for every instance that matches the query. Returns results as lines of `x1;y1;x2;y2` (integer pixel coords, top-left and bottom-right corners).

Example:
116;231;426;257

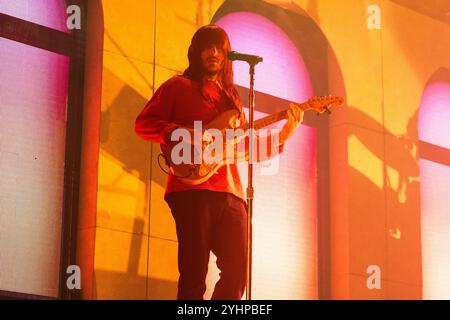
159;95;344;185
160;108;241;185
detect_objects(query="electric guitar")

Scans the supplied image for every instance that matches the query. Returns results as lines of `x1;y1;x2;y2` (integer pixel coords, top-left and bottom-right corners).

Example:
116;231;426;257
159;95;344;185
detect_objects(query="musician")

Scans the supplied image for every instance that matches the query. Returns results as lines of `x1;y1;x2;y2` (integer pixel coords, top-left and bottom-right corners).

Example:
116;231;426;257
135;24;303;300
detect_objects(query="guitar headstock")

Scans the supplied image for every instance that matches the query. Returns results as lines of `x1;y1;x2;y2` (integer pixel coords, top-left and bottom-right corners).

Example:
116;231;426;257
303;95;344;114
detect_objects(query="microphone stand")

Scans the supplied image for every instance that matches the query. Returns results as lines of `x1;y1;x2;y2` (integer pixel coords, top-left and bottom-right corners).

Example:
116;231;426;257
245;61;260;301
228;51;262;301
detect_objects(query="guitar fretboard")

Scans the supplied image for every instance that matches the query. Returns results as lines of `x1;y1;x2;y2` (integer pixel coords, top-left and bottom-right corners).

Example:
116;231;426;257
241;102;309;130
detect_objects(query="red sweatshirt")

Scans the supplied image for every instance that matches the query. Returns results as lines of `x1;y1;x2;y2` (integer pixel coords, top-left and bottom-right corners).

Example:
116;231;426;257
135;75;283;203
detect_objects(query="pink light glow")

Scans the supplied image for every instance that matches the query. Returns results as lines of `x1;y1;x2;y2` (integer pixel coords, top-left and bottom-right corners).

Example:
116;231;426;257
419;80;450;299
215;12;313;103
207;11;317;299
419;82;450;150
0;0;68;33
0;38;69;297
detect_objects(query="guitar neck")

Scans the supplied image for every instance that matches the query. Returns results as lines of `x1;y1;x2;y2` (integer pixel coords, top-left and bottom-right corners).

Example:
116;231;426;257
242;102;309;130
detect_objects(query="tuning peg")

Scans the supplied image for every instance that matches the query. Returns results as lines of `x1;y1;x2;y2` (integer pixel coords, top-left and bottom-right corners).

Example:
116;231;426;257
325;106;332;114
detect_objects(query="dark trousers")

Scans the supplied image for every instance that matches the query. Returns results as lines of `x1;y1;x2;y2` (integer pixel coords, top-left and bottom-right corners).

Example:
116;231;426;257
166;190;247;300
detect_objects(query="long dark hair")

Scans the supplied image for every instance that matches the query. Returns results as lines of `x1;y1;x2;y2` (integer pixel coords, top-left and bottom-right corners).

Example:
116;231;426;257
183;25;242;113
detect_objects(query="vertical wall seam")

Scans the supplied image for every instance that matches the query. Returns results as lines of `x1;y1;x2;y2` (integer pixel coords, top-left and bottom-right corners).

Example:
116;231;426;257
379;0;389;292
145;0;158;300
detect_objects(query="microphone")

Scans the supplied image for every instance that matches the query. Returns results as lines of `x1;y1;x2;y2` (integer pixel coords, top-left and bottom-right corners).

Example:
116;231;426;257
227;51;263;65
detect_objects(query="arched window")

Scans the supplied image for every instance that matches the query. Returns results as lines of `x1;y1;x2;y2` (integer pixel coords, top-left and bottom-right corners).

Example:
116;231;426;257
419;69;450;299
203;0;333;299
0;0;86;299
